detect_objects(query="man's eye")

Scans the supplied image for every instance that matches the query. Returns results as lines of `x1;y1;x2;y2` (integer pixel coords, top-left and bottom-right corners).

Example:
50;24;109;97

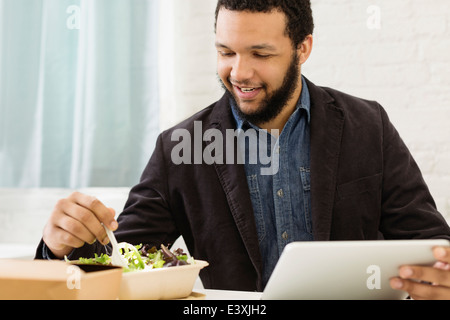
219;51;234;57
254;53;271;58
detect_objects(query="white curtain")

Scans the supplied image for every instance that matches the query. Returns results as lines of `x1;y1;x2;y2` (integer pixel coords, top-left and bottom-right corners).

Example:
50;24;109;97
0;0;160;188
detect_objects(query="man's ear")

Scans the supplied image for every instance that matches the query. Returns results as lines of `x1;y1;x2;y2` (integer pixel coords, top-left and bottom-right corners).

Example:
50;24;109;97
297;35;313;65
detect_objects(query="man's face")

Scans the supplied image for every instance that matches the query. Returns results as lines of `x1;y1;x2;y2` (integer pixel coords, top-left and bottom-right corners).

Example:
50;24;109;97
215;8;302;126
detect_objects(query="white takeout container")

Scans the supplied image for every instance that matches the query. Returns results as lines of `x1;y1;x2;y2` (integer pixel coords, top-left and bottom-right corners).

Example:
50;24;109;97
119;260;209;300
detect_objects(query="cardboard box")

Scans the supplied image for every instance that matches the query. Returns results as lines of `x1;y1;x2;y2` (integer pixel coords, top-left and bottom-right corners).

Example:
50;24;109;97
0;259;122;300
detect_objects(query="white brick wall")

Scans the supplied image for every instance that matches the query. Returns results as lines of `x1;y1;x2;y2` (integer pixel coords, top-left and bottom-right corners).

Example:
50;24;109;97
158;0;450;223
158;0;223;130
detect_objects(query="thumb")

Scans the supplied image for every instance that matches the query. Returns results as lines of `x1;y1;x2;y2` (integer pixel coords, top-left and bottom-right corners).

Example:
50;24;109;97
106;207;118;230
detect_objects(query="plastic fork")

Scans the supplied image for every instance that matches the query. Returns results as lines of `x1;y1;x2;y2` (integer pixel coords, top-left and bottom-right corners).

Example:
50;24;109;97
102;224;128;268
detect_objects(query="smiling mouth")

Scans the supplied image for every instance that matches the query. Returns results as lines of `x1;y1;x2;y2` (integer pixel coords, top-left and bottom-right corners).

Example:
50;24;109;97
229;79;262;90
240;87;257;92
232;83;262;90
232;85;263;101
232;83;263;93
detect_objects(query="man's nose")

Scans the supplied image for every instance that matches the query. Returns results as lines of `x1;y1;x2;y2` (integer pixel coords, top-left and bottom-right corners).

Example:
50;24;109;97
230;56;254;83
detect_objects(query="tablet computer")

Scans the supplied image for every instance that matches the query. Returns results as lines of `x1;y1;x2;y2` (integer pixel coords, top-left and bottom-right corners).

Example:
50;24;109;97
261;239;450;300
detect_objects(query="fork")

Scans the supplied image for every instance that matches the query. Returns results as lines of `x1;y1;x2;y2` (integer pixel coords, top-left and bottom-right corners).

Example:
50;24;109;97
102;224;128;268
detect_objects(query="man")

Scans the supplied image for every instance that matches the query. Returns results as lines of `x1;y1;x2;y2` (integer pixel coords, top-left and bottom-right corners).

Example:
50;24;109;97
36;0;450;299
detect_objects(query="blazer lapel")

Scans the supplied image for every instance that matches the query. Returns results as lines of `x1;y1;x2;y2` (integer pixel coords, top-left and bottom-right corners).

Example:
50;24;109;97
206;94;264;289
306;78;345;241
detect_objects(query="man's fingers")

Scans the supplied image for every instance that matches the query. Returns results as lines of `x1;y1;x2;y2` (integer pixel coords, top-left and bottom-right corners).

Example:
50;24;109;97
398;265;450;288
55;211;100;245
43;220;86;256
53;225;88;250
68;192;118;231
43;192;119;259
55;192;118;246
390;277;450;300
56;197;108;245
390;255;450;300
433;247;450;264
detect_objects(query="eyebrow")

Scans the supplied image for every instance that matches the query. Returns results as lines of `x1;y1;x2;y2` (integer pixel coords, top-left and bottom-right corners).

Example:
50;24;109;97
215;42;278;52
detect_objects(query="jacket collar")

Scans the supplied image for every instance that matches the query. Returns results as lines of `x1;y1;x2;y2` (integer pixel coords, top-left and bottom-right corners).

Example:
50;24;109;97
306;77;345;241
205;93;264;290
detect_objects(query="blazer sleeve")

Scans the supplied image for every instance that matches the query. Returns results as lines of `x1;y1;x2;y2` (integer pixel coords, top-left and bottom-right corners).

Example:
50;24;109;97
378;105;450;240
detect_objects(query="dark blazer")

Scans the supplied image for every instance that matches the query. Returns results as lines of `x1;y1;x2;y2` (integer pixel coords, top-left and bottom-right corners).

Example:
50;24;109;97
36;78;450;291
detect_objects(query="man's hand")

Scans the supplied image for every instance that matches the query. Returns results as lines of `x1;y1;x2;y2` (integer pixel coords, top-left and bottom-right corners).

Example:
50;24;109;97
42;192;118;259
390;246;450;300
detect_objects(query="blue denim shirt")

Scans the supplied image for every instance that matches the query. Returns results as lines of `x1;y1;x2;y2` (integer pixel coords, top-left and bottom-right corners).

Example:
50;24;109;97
231;76;313;287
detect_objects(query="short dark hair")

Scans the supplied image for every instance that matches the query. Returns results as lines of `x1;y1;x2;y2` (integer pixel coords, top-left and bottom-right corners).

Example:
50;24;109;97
215;0;314;48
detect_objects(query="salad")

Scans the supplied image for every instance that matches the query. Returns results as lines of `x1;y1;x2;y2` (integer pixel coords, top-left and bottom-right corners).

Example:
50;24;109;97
69;243;194;273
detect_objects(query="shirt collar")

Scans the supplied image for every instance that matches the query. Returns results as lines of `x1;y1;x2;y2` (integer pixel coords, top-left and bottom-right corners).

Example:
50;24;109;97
231;75;311;130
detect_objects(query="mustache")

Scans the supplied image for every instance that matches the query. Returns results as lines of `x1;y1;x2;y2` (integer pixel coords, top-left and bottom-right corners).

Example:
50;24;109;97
227;77;265;88
216;73;265;90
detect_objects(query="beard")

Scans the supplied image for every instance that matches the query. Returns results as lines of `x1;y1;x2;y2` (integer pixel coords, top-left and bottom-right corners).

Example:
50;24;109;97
219;52;300;126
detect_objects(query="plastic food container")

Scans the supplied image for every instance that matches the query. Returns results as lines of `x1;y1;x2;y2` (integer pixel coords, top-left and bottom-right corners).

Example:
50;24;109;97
119;260;209;300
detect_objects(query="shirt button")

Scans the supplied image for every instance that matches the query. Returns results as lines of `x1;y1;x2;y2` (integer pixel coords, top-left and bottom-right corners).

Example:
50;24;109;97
277;189;284;197
282;231;289;240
